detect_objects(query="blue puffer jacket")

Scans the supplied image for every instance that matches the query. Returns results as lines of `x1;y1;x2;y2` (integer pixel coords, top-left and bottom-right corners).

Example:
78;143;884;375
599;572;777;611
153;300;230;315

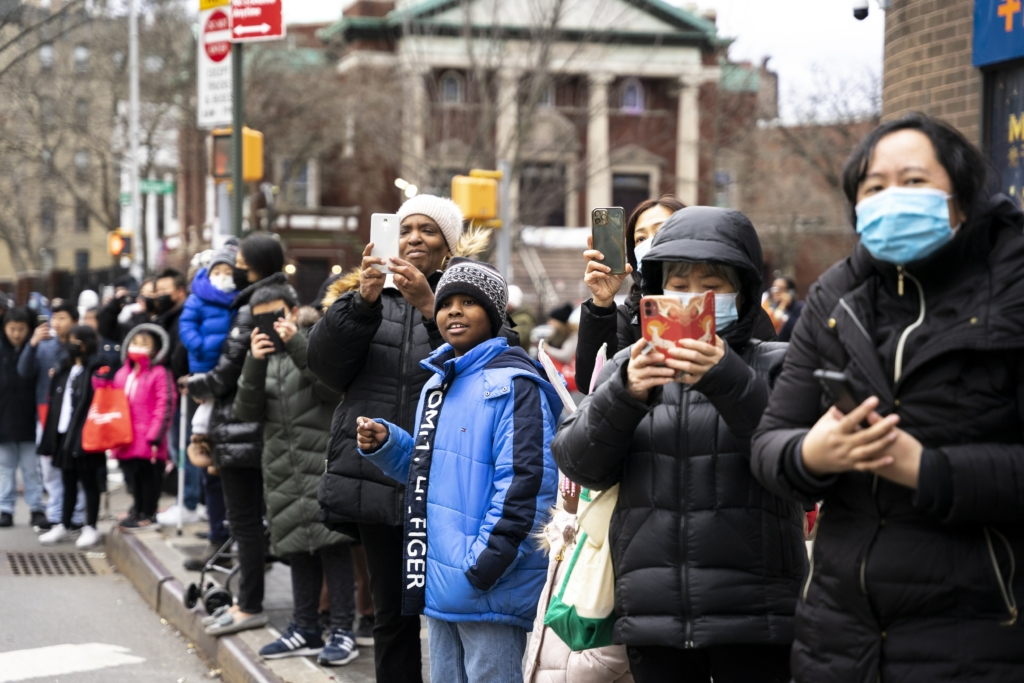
180;268;237;374
363;337;560;630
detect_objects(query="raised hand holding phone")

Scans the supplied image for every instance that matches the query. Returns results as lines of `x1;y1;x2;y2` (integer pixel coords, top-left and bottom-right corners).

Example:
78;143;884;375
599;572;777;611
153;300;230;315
584;235;633;308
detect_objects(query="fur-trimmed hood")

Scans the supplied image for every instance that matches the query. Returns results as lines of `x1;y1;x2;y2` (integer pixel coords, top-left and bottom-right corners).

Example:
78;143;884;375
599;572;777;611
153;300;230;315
320;226;493;311
121;322;170;365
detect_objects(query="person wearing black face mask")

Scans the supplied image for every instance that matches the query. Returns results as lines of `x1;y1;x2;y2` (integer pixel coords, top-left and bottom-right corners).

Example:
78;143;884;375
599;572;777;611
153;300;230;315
98;278;155;344
154;269;190;381
37;326;108;548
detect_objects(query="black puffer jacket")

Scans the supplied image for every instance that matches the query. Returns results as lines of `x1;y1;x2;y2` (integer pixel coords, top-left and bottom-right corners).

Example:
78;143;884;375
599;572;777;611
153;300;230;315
309;274;446;530
309;273;518;531
575;289;778;394
0;337;38;443
188;273;288;470
751;195;1024;683
552;207;804;649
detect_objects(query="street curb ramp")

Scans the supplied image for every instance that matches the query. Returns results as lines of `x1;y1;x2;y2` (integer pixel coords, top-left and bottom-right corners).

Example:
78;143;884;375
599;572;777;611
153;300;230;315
106;528;285;683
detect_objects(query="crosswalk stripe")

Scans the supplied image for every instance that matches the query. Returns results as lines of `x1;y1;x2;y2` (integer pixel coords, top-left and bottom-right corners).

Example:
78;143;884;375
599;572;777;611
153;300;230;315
0;642;145;682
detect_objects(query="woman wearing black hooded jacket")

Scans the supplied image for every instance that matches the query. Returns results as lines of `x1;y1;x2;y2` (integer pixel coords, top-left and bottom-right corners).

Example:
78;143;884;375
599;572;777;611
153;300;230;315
187;233;288;636
575;196;778;393
751;114;1024;683
552;207;803;683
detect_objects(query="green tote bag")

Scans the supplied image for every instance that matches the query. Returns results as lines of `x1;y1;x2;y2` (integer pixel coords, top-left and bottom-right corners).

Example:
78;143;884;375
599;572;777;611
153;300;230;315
543;485;618;651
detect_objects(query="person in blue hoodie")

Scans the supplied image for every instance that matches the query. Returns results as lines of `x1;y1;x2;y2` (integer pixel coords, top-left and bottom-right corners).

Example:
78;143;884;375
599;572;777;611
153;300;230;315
356;258;559;683
180;239;240;375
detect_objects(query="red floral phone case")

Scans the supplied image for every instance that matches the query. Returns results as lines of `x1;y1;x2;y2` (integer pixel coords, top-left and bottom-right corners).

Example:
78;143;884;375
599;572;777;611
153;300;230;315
639;292;716;349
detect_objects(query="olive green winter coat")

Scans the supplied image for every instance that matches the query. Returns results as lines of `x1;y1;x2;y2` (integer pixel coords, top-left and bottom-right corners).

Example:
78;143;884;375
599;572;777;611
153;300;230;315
233;329;348;556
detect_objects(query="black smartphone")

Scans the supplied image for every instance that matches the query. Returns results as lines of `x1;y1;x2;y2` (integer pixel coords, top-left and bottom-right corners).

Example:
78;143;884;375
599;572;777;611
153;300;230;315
253;311;286;354
591;207;627;275
813;369;859;414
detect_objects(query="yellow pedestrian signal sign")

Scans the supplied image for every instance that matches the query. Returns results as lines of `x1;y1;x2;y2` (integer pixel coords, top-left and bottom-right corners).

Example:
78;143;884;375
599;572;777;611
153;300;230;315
210;127;264;182
108;229;132;257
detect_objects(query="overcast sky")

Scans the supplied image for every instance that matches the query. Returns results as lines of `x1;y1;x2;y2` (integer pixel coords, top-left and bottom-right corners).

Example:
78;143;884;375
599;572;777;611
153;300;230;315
282;0;886;116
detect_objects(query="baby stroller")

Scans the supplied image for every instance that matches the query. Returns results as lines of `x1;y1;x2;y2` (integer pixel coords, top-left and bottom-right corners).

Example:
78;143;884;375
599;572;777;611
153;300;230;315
183;536;239;615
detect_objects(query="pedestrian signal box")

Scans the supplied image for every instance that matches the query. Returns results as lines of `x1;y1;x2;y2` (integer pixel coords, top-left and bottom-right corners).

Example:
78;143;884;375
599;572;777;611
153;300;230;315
452;173;498;222
210;127;264;182
108;229;132;257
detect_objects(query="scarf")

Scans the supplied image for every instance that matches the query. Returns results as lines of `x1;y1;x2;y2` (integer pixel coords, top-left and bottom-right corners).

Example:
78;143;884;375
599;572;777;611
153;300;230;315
401;369;454;616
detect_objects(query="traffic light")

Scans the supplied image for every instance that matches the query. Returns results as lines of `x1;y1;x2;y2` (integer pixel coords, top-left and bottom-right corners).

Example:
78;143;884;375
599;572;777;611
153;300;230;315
108;229;132;257
452;171;499;222
210;127;264;182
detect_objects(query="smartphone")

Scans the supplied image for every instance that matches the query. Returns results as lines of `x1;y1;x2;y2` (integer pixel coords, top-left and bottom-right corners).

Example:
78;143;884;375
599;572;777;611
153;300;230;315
369;213;401;273
591;207;627;275
639;292;715;349
813;370;859;414
253;312;286;354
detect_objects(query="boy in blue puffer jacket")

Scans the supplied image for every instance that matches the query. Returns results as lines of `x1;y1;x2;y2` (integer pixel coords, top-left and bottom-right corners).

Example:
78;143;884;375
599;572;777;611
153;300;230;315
180;239;239;373
356;258;559;683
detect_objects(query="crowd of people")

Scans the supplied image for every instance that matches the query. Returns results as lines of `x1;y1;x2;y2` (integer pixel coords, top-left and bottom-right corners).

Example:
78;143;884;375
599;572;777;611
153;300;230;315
0;113;1022;682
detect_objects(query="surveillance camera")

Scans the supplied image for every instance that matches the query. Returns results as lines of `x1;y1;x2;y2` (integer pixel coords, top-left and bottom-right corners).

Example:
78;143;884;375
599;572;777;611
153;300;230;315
853;0;868;19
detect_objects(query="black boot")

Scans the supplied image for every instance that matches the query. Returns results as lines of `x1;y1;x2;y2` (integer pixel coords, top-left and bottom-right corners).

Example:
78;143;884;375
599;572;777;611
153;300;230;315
31;511;51;531
0;512;12;528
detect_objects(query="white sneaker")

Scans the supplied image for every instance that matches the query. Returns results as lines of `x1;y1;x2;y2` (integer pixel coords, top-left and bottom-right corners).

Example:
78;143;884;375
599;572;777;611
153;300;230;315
156;504;201;526
76;525;101;548
40;524;72;545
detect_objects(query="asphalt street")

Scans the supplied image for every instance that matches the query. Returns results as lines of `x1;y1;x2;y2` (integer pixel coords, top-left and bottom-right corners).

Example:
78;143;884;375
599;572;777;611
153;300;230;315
0;497;213;683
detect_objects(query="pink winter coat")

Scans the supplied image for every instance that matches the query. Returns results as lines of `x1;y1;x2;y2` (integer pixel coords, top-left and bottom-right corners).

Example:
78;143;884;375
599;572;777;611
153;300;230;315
104;356;177;462
524;510;633;683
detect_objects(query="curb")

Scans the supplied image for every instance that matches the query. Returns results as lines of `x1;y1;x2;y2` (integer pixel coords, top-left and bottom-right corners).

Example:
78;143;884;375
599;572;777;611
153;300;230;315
106;528;285;683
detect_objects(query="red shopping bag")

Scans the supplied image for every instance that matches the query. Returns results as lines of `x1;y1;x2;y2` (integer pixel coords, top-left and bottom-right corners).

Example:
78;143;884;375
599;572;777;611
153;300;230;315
81;386;134;452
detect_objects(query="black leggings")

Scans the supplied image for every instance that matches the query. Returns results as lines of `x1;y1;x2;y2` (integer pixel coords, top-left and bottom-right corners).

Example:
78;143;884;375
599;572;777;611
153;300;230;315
120;459;160;518
289;544;356;632
220;467;265;614
61;466;99;528
627;643;792;683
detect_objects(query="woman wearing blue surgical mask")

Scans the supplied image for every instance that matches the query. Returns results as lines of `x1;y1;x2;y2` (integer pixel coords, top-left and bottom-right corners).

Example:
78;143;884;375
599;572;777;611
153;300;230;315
751;113;1024;683
553;207;802;683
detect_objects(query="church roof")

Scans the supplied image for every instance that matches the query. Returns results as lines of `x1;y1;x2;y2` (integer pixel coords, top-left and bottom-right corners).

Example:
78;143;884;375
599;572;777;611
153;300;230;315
319;0;725;49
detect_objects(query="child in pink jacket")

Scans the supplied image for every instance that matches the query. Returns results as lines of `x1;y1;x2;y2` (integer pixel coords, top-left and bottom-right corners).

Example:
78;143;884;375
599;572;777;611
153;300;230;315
109;323;177;529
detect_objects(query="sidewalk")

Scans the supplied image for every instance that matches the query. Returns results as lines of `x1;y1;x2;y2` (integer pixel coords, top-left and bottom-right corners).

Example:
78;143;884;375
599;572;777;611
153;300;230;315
113;491;431;683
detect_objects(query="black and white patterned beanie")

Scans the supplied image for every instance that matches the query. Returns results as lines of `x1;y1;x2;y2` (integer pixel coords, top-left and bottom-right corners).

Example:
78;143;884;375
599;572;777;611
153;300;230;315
434;258;508;336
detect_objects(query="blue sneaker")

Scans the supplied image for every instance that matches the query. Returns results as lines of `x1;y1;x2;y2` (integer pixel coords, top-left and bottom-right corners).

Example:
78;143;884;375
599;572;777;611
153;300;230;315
317;628;359;666
258;623;324;659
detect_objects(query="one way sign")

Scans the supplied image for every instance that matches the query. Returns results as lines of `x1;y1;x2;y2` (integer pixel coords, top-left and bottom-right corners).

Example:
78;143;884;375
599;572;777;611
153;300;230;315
231;0;284;43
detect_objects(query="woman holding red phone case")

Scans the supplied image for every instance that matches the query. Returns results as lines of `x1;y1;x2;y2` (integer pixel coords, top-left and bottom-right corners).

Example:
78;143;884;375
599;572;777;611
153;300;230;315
576;196;779;394
553;207;801;683
752;113;1024;682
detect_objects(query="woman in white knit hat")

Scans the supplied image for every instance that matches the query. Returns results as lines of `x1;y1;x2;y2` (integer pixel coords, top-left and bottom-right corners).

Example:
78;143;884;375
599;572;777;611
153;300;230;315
308;194;487;682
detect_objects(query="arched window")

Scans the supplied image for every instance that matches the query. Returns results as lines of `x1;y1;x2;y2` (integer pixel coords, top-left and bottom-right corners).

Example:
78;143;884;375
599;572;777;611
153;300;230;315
439;71;465;105
621;78;644;113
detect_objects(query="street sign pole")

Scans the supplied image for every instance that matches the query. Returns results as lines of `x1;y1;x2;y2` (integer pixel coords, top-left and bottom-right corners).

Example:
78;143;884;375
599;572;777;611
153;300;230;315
231;41;244;237
129;0;144;276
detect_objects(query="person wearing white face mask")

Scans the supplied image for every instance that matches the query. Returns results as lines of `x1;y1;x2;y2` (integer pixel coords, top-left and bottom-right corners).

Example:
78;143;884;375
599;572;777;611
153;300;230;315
167;240;242;529
751;113;1024;683
179;239;241;378
553;206;801;683
577;196;779;394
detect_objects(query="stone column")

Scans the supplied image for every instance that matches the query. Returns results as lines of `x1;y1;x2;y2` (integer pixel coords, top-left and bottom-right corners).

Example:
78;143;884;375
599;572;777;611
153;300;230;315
401;64;429;188
676;78;700;205
586;73;614;210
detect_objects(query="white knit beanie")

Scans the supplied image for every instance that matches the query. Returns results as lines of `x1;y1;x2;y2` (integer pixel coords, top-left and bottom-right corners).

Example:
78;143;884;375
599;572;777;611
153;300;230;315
396;195;464;254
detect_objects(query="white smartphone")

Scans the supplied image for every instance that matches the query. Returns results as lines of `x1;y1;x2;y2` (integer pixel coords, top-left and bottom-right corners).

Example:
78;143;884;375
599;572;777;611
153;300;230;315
369;213;400;273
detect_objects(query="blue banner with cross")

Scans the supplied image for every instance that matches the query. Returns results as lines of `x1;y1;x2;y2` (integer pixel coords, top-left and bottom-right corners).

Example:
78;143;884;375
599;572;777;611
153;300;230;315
975;0;1024;67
